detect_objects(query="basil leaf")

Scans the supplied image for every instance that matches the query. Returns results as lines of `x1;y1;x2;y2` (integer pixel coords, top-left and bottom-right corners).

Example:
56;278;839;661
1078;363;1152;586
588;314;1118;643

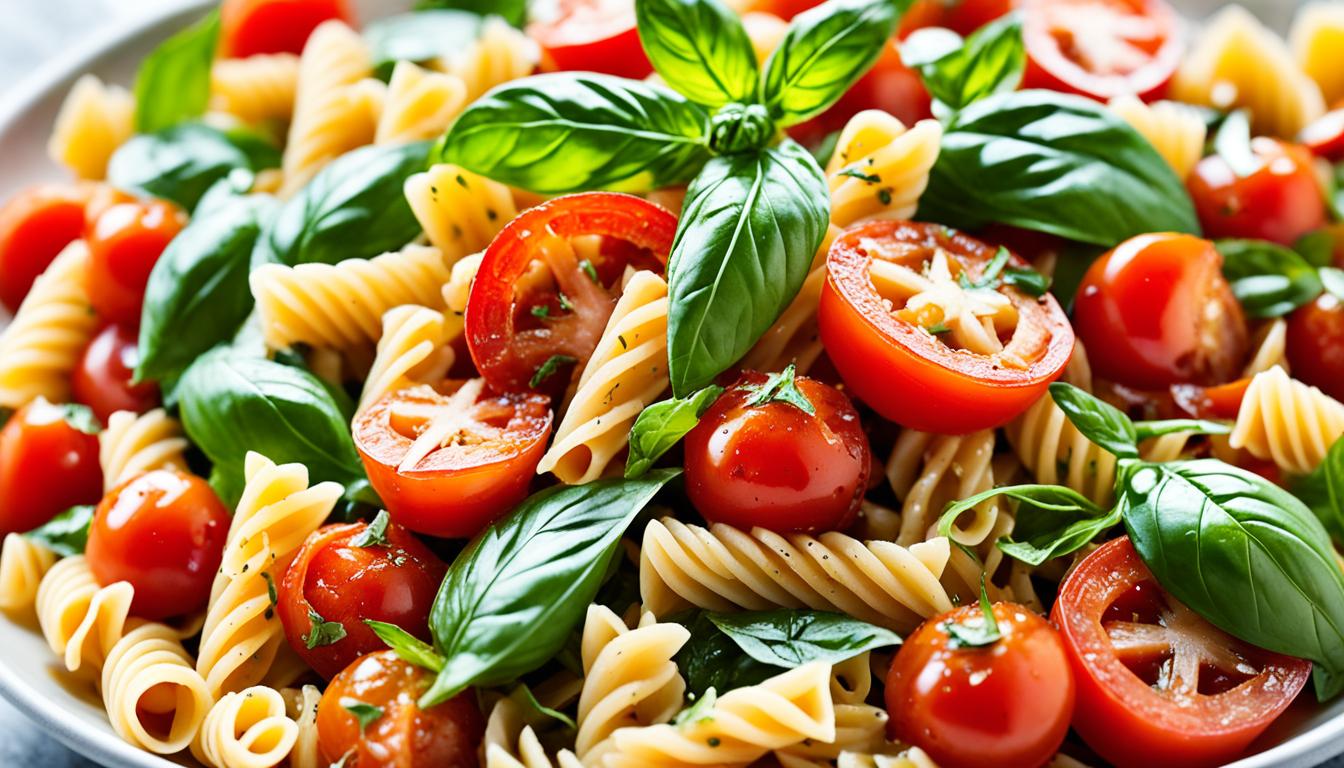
1293;434;1344;547
1331;162;1344;222
708;610;901;668
516;683;578;731
415;0;526;26
57;404;101;436
1133;418;1232;441
667;139;829;395
366;620;445;672
761;0;900;126
625;385;724;478
107;123;279;212
341;698;383;733
675;688;718;726
25;505;95;558
1296;229;1336;269
437;73;711;194
902;15;1024;112
305;608;347;649
254;142;430;268
1048;382;1139;459
937;484;1115;566
351;510;392;548
943;577;1001;648
917;90;1200;245
365;10;485;80
1119;459;1344;699
674;611;777;697
636;0;758;108
1215;239;1323;318
422;470;680;706
133;10;219;133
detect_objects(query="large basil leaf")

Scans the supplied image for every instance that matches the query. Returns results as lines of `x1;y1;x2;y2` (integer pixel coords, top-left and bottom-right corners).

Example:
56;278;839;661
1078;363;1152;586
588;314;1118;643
1132;418;1232;441
667;139;829;395
625;385;723;478
1293;435;1344;548
1048;382;1139;459
1216;239;1324;318
675;611;778;696
917;90;1200;245
415;0;526;26
365;10;485;80
636;0;759;108
437;73;711;194
938;484;1117;566
422;470;680;706
25;505;95;558
901;15;1024;112
1119;459;1344;699
253;142;429;267
133;10;219;133
708;610;901;667
108;123;279;212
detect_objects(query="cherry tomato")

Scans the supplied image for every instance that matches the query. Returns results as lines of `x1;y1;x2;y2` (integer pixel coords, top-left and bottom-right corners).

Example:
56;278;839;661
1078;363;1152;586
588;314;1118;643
1073;233;1248;389
1170;377;1251;421
684;369;871;533
529;0;651;79
885;601;1074;768
0;184;94;314
1187;138;1326;246
317;651;484;768
0;398;103;537
789;39;934;147
71;324;159;423
354;380;552;538
898;0;1014;37
737;0;823;20
85;470;231;620
279;517;447;680
1022;0;1182;101
84;200;186;327
219;0;356;58
818;221;1074;434
1052;537;1311;768
466;192;674;393
1299;108;1344;162
1286;292;1344;402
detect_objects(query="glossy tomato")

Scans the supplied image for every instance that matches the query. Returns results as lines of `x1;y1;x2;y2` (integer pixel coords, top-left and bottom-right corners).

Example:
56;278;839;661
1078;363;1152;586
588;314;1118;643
1300;108;1344;161
0;399;103;537
0;184;93;313
85;199;186;327
1286;292;1344;401
885;601;1074;768
1073;233;1248;389
72;324;159;423
818;221;1074;433
684;368;870;533
789;39;933;147
219;0;356;58
354;380;552;538
1022;0;1182;101
1053;537;1311;768
738;0;823;21
1188;138;1326;246
317;651;484;768
279;516;447;680
898;0;1014;37
530;0;650;79
86;470;231;620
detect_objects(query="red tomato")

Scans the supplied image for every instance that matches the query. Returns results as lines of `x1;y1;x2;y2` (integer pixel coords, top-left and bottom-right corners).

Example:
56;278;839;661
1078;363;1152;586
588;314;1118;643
530;0;650;79
466;192;675;393
219;0;356;58
1300;108;1344;161
885;601;1075;768
0;398;103;537
1053;537;1311;768
354;380;552;538
85;200;186;328
1170;377;1251;421
1286;293;1344;402
818;221;1074;434
738;0;823;21
279;517;447;680
1187;138;1326;246
683;369;871;533
1022;0;1182;101
71;324;159;423
789;39;934;147
317;651;484;768
0;184;94;314
1073;233;1249;389
86;470;231;620
898;0;1015;37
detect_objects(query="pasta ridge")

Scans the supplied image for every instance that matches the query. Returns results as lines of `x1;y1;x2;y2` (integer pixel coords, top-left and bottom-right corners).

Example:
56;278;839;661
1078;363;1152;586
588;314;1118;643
99;409;190;492
1230;365;1344;475
406;164;519;261
191;685;300;768
0;533;57;614
101;622;212;755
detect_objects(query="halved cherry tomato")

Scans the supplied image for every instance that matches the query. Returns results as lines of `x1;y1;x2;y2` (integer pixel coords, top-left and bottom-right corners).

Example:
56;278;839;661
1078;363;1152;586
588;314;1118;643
219;0;357;59
818;221;1073;434
789;39;934;147
1286;292;1344;401
317;651;483;768
885;601;1074;768
85;199;186;327
72;324;159;423
1300;108;1344;161
898;0;1015;38
0;184;94;314
529;0;651;79
684;369;870;533
86;470;231;620
1188;138;1326;246
1074;233;1248;389
1022;0;1182;101
466;192;675;393
0;398;103;537
1053;537;1311;768
353;380;552;538
279;517;447;680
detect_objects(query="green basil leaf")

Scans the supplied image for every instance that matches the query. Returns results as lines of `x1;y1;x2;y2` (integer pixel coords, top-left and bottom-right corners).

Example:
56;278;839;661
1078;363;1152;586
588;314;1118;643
422;470;680;706
1215;239;1323;318
1331;162;1344;222
708;610;901;668
917;90;1200;245
366;620;445;672
1296;229;1336;269
340;699;383;733
133;10;220;133
1048;382;1139;459
437;73;711;194
902;15;1024;112
365;10;486;80
25;505;95;558
674;611;777;697
305;608;348;649
942;577;1001;648
1133;418;1233;441
937;484;1115;566
1292;434;1344;547
1119;459;1344;699
636;0;759;108
516;683;578;731
414;0;526;26
254;142;430;268
667;139;829;395
625;385;724;478
108;123;279;212
56;404;101;436
351;510;392;548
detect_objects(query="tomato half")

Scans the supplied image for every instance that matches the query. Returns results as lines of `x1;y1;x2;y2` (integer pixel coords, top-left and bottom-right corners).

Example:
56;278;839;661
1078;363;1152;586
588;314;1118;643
72;324;159;423
885;601;1074;768
818;221;1073;434
1022;0;1182;101
1073;233;1248;389
353;380;552;538
529;0;651;79
85;199;186;328
1300;108;1344;162
0;399;103;537
0;184;94;314
1286;293;1344;402
466;192;675;393
1188;138;1327;246
789;39;934;147
898;0;1015;38
219;0;357;58
1053;537;1311;768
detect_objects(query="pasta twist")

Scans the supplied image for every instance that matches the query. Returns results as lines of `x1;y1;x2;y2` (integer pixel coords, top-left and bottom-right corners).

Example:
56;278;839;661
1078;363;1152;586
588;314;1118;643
482;694;583;768
376;61;468;145
1291;1;1344;107
0;533;57;614
406;164;518;262
836;748;939;768
359;305;457;415
210;53;301;125
825;112;943;228
35;555;133;674
281;685;323;768
1230;366;1344;475
0;242;99;409
775;705;889;768
443;18;539;101
101;622;212;754
99;409;190;492
885;429;1001;548
47;74;134;180
191;686;300;768
1244;317;1289;377
1106;96;1208;180
443;251;483;323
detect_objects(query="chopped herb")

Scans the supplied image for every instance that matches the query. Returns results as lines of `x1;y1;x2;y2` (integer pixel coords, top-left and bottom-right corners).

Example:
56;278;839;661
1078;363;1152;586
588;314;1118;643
1003;266;1051;297
877;188;893;205
579;258;600;283
958;247;1012;291
558;292;574;311
304;608;347;649
674;687;717;727
262;572;278;620
531;305;551;319
942;574;1001;649
530;354;578;389
59;404;102;435
927;322;951;335
742;364;814;415
839;168;881;184
341;698;383;733
351;510;391;548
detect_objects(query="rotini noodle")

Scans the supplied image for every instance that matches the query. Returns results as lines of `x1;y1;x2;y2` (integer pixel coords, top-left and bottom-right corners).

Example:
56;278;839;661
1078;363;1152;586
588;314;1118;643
826;112;943;228
1229;365;1344;475
1244;318;1289;377
375;61;468;145
281;20;376;195
1290;1;1344;106
406;164;518;262
443;18;540;101
101;622;212;754
482;693;583;768
0;534;57;614
191;686;300;768
99;409;189;492
283;684;323;768
0;242;99;409
775;704;890;768
1106;96;1208;179
358;305;456;416
837;748;940;768
35;555;133;674
210;53;301;125
47;74;133;180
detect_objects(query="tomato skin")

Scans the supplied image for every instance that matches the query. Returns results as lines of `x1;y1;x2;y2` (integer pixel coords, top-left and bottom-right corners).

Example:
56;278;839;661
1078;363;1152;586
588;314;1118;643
0;184;94;314
1073;233;1248;389
219;0;356;58
1187;139;1326;246
0;399;103;537
1022;0;1182;101
71;324;159;423
684;371;870;533
789;40;933;147
1286;293;1344;402
317;651;484;768
86;470;231;620
530;0;650;79
898;0;1014;37
84;200;186;328
738;0;823;20
885;602;1074;768
278;520;447;680
1300;108;1344;161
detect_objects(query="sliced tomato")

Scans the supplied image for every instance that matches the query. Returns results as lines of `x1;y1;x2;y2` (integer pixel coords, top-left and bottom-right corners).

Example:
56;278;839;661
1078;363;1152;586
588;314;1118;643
1053;537;1311;768
1300;108;1344;161
220;0;357;59
818;221;1074;434
466;192;675;394
1022;0;1182;102
898;0;1015;38
353;380;552;538
529;0;651;79
1188;138;1327;246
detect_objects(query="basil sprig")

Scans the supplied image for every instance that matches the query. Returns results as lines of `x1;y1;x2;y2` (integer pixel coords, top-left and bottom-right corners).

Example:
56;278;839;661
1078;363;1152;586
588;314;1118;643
1216;238;1343;318
1293;434;1344;548
636;0;759;108
625;385;723;478
108;122;280;212
939;484;1118;566
365;10;487;80
24;505;96;557
133;10;219;133
901;14;1024;113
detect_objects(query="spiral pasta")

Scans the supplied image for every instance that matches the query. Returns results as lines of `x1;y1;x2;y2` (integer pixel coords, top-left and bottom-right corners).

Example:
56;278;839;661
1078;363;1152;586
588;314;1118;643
358;305;457;415
826;112;943;228
0;534;57;614
0;242;99;409
1291;1;1344;107
210;53;301;125
774;704;889;768
35;555;133;674
283;684;323;768
406;164;519;262
191;686;300;768
99;409;189;492
101;622;212;754
483;693;584;768
443;18;540;101
836;748;939;768
1244;317;1289;377
47;74;133;180
1230;366;1344;475
376;61;469;145
885;429;1000;548
443;250;483;322
1106;96;1208;180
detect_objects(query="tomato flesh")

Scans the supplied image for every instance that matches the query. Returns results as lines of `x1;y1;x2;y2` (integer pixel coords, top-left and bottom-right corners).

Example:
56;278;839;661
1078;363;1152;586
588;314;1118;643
530;0;651;79
1187;138;1326;246
72;324;159;423
1022;0;1182;101
898;0;1014;37
1300;108;1344;162
220;0;357;58
85;200;186;328
0;184;93;314
1286;293;1344;402
0;399;103;537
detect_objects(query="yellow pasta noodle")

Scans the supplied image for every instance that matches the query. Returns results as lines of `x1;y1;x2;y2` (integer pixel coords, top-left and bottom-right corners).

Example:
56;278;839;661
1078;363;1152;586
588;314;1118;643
35;555;133;674
837;748;939;768
376;61;469;145
283;684;323;768
406;164;519;262
99;409;189;492
101;622;212;755
483;692;584;768
443;17;540;101
359;305;457;416
1230;366;1344;475
1244;318;1289;377
1106;96;1208;179
1291;1;1344;107
48;74;134;180
191;686;300;768
775;704;890;768
443;251;483;323
826;111;943;228
0;533;57;614
210;53;301;125
0;242;99;409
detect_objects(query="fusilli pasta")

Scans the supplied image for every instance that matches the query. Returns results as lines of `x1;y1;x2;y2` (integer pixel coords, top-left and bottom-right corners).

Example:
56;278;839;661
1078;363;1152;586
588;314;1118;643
101;622;212;754
442;18;539;102
826;111;943;228
358;305;456;415
0;534;56;614
283;684;323;768
99;409;189;492
1229;365;1344;475
0;242;99;409
1290;1;1344;107
375;61;469;145
483;693;583;768
210;53;301;125
1106;96;1208;180
191;686;299;768
47;74;133;180
836;748;939;768
35;555;132;674
406;164;518;262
